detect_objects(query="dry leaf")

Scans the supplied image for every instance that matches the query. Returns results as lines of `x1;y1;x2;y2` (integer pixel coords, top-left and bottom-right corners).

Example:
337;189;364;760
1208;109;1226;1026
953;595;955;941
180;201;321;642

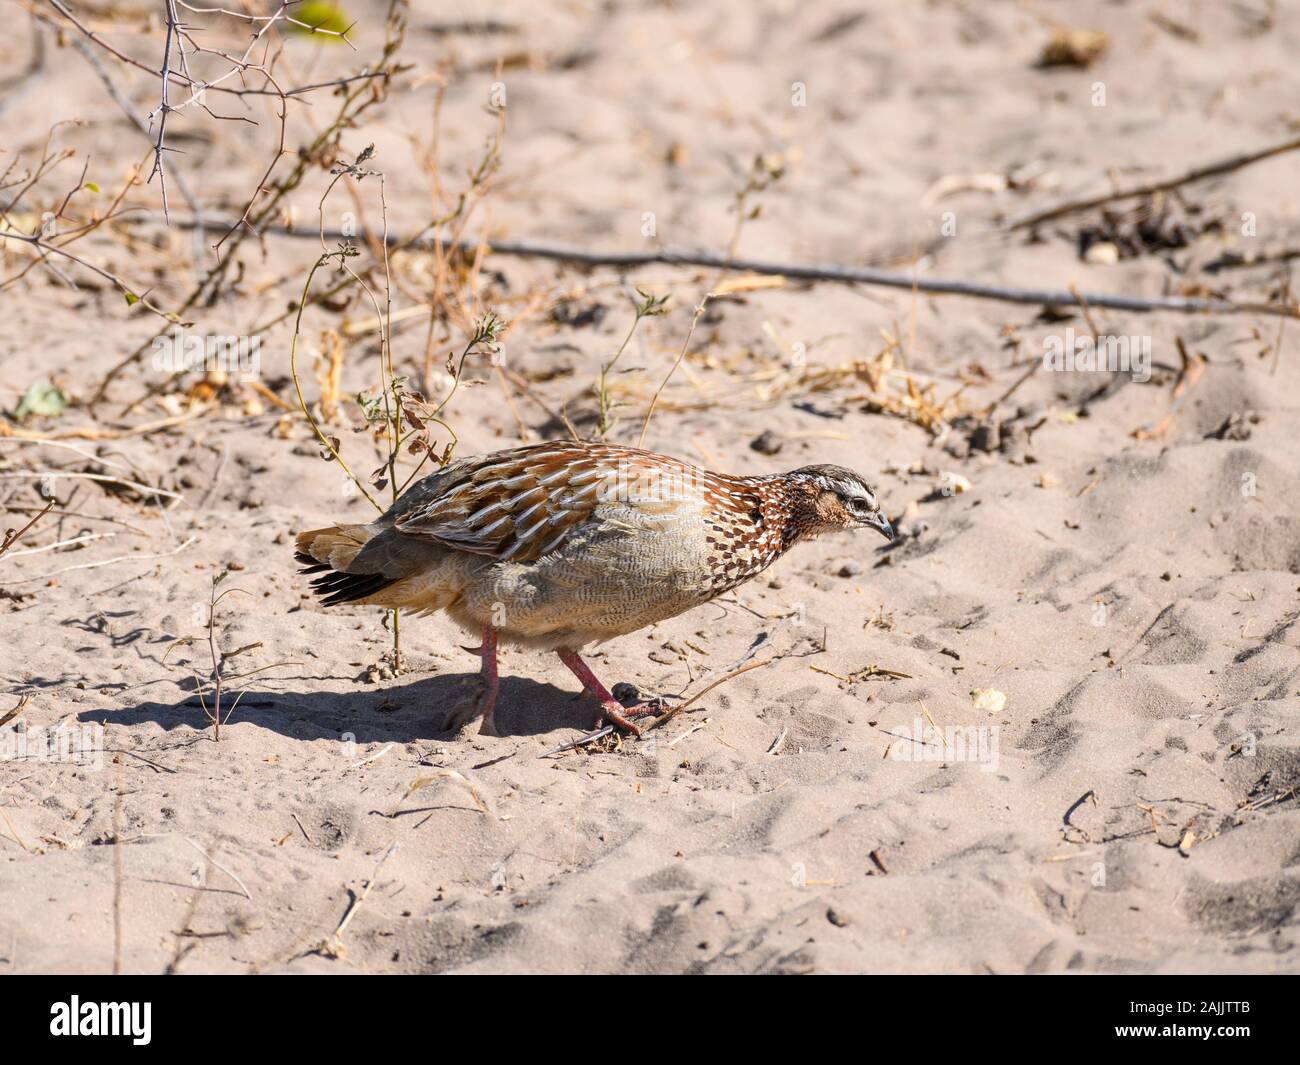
1038;28;1109;68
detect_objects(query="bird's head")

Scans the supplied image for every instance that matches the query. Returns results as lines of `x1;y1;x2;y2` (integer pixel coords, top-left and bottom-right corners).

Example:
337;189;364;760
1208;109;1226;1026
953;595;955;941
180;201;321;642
785;464;894;541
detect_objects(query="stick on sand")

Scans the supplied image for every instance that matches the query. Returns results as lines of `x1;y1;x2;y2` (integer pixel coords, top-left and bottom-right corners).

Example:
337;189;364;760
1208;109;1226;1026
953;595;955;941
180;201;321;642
171;218;1299;319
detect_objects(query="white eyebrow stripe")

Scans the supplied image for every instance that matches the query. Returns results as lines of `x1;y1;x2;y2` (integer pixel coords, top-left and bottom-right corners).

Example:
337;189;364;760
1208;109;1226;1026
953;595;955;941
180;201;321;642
824;477;873;500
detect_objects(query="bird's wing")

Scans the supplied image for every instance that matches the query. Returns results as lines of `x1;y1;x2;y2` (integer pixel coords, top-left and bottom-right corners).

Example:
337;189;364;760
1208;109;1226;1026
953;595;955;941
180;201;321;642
393;442;694;563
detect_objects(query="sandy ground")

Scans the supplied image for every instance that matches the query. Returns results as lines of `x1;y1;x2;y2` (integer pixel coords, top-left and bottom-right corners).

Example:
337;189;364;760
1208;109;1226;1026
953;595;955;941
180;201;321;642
1;0;1299;973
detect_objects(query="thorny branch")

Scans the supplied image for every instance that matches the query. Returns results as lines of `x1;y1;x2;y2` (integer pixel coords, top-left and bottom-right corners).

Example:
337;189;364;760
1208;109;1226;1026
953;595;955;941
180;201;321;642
84;1;411;409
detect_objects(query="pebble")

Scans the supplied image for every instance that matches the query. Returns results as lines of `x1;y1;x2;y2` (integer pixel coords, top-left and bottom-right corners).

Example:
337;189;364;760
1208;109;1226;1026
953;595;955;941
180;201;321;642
1084;240;1121;264
969;422;1001;453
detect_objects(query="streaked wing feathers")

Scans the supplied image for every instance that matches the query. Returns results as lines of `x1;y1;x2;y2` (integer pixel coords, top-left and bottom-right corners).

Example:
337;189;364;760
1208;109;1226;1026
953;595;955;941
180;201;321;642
393;442;653;563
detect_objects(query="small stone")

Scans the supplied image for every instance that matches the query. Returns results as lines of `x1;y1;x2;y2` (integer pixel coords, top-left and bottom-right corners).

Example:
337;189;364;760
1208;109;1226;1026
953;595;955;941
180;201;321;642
611;682;641;706
837;560;864;578
1084;240;1120;265
750;430;783;456
826;907;850;928
969;421;1001;452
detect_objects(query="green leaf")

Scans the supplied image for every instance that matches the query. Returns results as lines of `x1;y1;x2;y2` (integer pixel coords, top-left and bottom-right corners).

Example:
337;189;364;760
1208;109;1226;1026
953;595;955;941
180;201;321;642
84;182;100;193
290;2;351;38
124;291;140;306
14;380;68;419
635;289;671;317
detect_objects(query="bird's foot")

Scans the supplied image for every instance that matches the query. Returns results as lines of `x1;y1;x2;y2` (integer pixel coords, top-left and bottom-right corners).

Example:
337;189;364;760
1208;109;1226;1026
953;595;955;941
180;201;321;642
597;695;669;736
598;700;644;736
557;650;668;738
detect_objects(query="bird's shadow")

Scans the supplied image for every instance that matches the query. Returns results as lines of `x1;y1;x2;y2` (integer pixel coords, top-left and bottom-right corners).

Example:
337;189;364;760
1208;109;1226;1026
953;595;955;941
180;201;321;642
78;671;610;744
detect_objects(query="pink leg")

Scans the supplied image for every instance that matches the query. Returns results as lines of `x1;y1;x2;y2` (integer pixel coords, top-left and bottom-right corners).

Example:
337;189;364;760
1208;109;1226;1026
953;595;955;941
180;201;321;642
471;625;500;736
556;649;653;736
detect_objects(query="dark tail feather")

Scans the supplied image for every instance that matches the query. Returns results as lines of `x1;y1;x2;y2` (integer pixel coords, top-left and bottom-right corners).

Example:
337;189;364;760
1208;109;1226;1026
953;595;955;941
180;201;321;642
294;551;332;575
295;527;396;606
311;570;395;607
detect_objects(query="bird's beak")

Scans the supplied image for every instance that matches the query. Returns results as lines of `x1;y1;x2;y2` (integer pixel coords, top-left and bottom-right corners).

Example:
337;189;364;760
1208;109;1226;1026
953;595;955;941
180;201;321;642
865;511;895;541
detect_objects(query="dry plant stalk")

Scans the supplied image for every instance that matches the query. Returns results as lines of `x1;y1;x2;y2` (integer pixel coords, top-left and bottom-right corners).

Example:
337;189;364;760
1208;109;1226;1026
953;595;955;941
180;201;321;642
0;500;54;560
316;330;346;421
172;570;251;741
289;144;506;672
597;290;669;437
413;91;508;393
621;326;961;439
159;568;297;741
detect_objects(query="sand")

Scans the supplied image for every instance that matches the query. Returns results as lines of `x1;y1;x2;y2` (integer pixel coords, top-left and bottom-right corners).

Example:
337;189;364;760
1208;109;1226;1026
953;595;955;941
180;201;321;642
0;0;1298;973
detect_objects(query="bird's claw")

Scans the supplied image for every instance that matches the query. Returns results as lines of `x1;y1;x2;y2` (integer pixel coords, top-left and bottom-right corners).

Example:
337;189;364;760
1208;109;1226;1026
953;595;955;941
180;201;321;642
601;704;643;736
599;698;668;736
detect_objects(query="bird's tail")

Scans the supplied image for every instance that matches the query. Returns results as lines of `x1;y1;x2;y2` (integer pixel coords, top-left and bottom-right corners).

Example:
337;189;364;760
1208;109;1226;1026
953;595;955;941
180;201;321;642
295;525;395;606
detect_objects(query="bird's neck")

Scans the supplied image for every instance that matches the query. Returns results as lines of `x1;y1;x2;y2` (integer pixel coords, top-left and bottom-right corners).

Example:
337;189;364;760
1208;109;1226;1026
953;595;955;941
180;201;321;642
702;473;811;595
759;474;823;551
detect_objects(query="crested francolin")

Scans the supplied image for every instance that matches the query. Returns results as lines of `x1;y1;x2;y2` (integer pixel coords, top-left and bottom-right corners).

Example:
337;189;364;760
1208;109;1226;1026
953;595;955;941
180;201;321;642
296;441;893;735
